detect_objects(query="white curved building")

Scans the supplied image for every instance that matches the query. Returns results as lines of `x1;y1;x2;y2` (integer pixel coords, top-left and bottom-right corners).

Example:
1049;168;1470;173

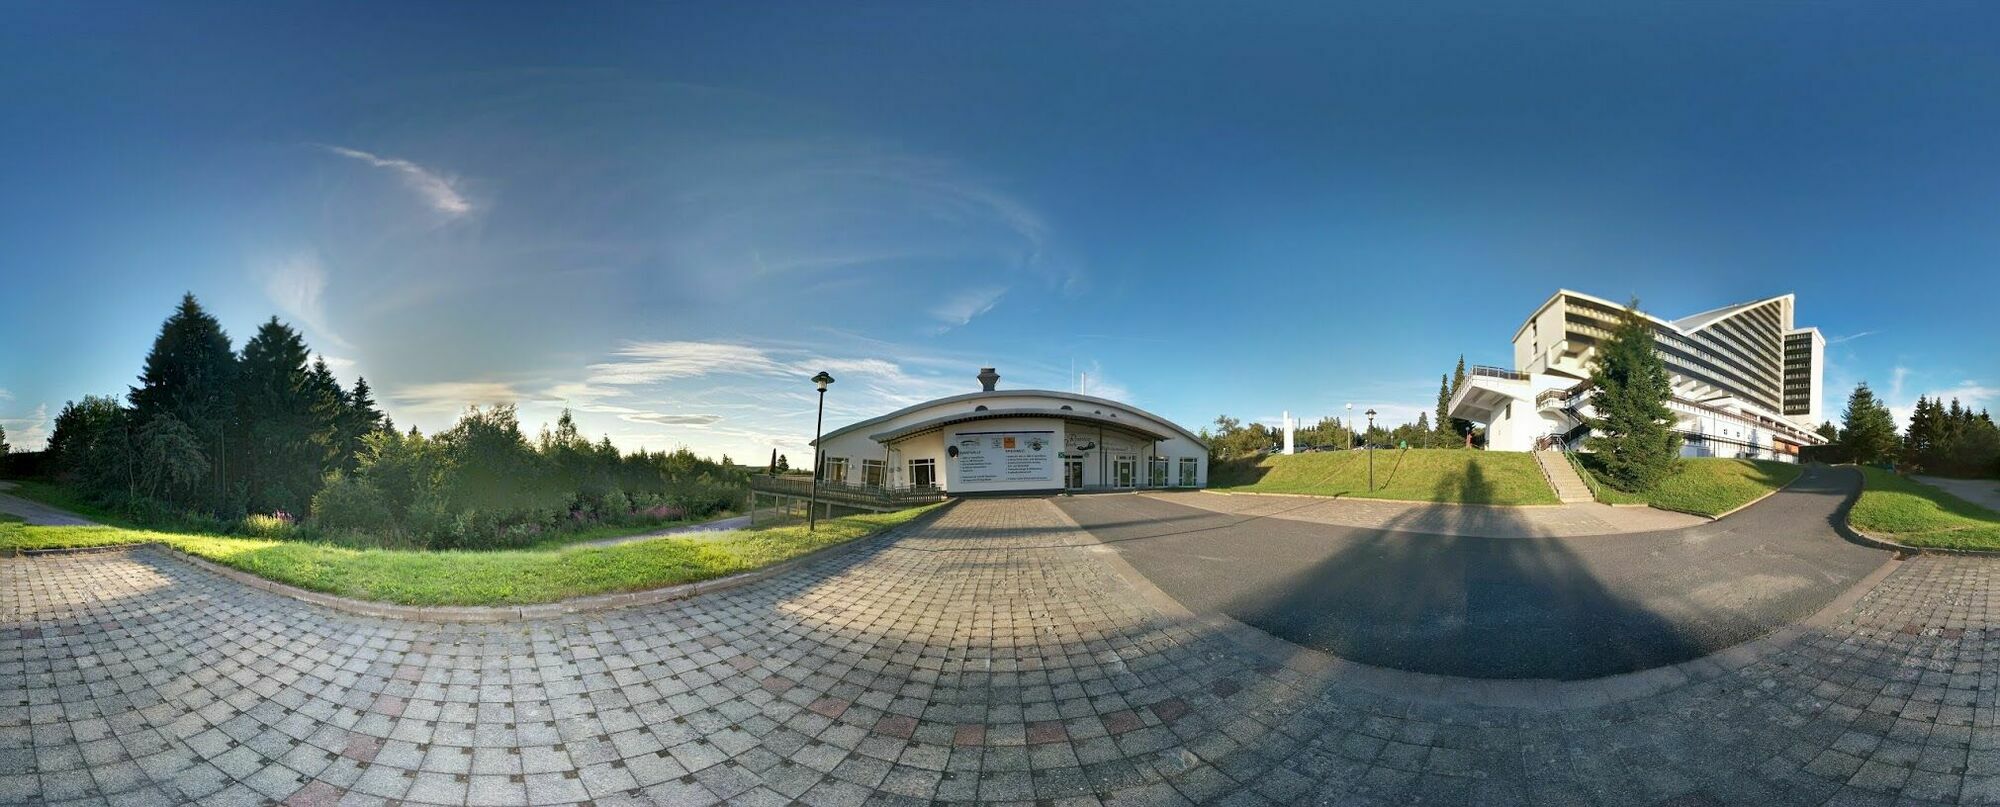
1449;290;1828;461
811;368;1208;495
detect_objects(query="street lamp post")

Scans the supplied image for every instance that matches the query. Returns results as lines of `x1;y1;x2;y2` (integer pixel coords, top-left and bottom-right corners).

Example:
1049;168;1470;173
1345;403;1353;451
1365;408;1378;492
808;371;835;531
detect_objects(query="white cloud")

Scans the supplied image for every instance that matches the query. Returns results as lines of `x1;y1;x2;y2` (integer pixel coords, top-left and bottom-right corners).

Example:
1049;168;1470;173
928;286;1008;329
587;341;785;385
1;403;51;451
389;381;521;417
622;412;724;426
1884;371;1998;430
259;251;350;349
0;388;10;400
322;145;473;216
1890;366;1910;400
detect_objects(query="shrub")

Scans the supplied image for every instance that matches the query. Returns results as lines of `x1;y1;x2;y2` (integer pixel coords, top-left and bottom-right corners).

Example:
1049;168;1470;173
310;474;393;534
241;513;297;539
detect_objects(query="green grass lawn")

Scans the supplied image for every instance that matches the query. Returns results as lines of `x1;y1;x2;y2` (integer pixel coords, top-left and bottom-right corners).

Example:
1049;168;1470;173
0;500;941;606
1209;449;1558;505
4;478;740;551
1848;467;2000;550
1581;457;1802;517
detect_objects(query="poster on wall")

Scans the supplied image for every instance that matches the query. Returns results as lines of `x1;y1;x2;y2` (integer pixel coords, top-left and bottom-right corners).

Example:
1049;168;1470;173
951;430;1056;484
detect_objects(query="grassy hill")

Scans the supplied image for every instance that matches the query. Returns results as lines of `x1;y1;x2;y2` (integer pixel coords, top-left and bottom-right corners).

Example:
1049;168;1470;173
1209;449;1557;505
1583;457;1802;517
1849;467;2000;550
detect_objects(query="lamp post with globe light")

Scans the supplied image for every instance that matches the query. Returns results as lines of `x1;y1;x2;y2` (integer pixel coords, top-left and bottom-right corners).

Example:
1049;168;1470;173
1365;408;1378;492
808;371;835;531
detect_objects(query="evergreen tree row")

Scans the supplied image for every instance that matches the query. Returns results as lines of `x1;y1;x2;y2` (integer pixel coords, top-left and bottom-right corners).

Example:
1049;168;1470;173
1901;395;2000;476
47;294;384;516
42;293;748;547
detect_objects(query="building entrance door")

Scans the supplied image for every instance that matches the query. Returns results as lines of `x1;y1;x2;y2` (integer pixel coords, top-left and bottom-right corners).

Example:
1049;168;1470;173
1064;460;1084;490
1114;458;1135;488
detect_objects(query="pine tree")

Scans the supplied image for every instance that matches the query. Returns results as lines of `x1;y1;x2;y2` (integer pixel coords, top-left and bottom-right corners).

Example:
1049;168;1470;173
1816;421;1839;443
778;454;789;472
340;377;386;470
1448;356;1473;442
1584;298;1682;491
768;449;778;474
1839;383;1899;465
235;318;319;513
130;293;237;508
306;356;347;476
1904;395;1948;471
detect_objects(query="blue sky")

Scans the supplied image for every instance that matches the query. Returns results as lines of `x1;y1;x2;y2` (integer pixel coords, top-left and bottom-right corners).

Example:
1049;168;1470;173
3;2;1996;459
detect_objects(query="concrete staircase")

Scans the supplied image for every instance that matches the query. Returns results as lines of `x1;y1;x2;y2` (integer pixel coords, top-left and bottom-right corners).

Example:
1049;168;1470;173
1534;449;1595;504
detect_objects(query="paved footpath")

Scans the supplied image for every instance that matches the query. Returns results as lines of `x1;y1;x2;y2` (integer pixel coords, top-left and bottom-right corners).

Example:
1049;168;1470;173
0;481;96;527
1916;475;2000;515
5;497;2000;805
1149;489;1704;538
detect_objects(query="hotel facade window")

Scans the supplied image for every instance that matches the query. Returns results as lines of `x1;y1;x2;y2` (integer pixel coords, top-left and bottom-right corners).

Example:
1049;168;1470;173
861;459;884;488
823;457;848;484
908;458;936;488
1452;290;1828;460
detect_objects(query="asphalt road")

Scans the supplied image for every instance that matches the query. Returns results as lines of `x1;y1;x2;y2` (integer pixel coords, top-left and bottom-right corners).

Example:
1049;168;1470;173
1056;465;1889;680
0;480;96;526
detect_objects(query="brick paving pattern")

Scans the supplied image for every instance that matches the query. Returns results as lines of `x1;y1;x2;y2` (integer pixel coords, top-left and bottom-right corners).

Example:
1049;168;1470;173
3;497;1997;805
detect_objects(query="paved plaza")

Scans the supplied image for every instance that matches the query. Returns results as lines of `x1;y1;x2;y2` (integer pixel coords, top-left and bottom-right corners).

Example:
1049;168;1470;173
1061;466;1888;679
6;490;2000;805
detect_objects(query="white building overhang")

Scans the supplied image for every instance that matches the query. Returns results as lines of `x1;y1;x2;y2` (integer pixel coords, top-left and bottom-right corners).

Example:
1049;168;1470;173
1447;374;1533;424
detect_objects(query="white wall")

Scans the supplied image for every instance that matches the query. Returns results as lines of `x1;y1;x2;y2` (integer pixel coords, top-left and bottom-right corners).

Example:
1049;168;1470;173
809;391;1208;492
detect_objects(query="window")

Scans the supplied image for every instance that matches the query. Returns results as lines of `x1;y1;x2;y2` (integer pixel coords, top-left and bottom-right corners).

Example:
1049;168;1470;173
861;459;884;488
1179;458;1198;487
1149;459;1168;487
908;458;936;488
823;457;848;483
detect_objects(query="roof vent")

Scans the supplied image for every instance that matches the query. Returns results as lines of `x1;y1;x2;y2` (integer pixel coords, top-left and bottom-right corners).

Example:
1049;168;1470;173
976;367;1000;392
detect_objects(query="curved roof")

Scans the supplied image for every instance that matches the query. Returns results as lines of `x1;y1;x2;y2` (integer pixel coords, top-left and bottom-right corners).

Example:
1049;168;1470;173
868;407;1174;444
815;389;1208;447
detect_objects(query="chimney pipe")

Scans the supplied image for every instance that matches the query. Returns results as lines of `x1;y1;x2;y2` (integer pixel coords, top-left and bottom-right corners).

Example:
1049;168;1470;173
977;367;1000;392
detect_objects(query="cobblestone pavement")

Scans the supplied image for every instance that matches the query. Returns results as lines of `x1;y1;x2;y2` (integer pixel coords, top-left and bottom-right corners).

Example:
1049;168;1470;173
1148;489;1704;538
4;497;1998;805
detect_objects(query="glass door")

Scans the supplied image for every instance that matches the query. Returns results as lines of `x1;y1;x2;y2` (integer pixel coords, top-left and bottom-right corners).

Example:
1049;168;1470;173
1114;458;1134;487
1064;460;1084;490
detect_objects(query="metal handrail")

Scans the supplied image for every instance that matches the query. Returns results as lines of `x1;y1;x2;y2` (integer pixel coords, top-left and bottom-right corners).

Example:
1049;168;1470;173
1469;365;1528;381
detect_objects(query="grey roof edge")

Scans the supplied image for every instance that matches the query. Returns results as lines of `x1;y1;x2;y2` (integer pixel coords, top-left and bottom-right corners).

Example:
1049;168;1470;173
868;407;1174;444
817;389;1209;448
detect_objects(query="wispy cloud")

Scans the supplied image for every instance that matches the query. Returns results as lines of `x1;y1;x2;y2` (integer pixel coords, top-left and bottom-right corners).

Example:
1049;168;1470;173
587;341;785;385
622;412;724;426
1890;365;1910;400
0;388;11;400
389;381;521;417
322;145;472;216
259;250;350;349
928;286;1007;329
1826;330;1878;345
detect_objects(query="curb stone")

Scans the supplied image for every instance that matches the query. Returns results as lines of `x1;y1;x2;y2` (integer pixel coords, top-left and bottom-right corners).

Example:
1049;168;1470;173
4;501;958;621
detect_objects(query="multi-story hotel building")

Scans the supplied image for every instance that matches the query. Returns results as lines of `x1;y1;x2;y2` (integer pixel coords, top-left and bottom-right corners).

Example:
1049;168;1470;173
1449;290;1828;461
